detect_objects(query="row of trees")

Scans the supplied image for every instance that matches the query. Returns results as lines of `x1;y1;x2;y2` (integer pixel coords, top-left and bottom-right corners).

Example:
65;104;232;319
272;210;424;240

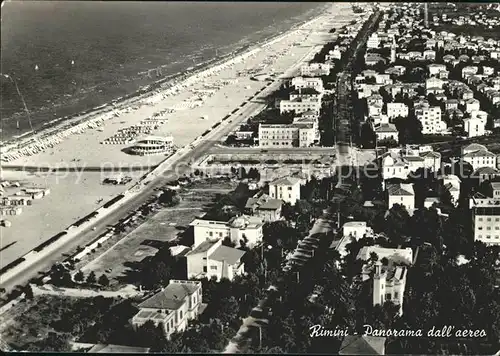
74;270;110;286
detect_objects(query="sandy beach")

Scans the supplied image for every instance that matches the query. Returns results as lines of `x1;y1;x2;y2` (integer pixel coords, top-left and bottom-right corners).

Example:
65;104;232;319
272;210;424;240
0;3;357;269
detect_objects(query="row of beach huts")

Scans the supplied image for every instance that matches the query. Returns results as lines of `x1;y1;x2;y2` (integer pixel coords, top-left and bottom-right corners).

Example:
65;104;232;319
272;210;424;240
0;110;119;163
100;108;173;145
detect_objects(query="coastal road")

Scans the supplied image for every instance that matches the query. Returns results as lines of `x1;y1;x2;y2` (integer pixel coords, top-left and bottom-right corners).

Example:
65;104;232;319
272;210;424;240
0;32;324;294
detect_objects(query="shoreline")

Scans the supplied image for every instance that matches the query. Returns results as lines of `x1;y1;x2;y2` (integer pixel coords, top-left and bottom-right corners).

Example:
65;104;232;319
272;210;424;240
0;4;328;155
0;2;355;294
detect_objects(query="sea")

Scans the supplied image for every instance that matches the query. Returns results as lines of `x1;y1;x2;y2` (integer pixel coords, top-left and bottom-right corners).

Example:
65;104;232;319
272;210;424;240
0;1;327;141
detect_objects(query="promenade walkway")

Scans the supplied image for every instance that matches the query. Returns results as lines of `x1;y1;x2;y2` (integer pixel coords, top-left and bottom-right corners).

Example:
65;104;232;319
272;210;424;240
223;217;334;353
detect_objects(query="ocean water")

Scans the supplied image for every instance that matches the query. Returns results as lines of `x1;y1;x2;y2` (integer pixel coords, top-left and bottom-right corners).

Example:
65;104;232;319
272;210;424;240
0;1;326;140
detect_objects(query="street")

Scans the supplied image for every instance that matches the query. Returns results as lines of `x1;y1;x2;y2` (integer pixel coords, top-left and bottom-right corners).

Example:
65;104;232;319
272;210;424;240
223;217;334;353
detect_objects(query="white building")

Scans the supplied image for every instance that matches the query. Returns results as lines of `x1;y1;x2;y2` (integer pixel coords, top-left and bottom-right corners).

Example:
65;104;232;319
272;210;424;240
269;176;301;205
244;194;282;222
300;63;331;77
415;106;447;134
387;183;415;212
185;238;245;281
483;66;495;77
374;73;392;85
490;182;500;199
381;146;441;181
291;77;324;93
386;102;409;119
463;149;498;171
293;115;320;141
425;77;444;89
465;98;481;113
471;198;500;245
326;47;342;61
131;280;203;338
258;123;315;147
368;103;383;117
473;167;500;184
342;221;374;239
190;214;263;248
375;123;398;142
462;66;479;79
463;116;486;138
428;64;447;76
373;262;407;316
279;98;321;115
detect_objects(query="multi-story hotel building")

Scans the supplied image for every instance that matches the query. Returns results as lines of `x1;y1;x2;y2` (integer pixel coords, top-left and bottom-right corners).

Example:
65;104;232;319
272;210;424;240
258;123;315;148
415;105;447;134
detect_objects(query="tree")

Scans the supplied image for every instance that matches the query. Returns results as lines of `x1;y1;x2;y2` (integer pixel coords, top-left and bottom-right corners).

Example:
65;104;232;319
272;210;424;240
30;332;71;352
145;261;172;290
98;274;110;287
75;270;85;283
24;284;34;300
384;204;411;246
225;134;238;146
136;320;167;351
393;113;423;145
86;271;97;285
222;236;236;247
281;202;295;221
50;264;73;287
159;189;180;207
378;137;399;148
217;295;240;324
360;122;376;149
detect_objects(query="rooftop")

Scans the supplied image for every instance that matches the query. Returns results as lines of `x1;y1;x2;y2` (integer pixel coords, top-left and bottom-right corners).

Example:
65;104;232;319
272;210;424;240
387;183;414;196
185;239;219;256
375;123;398;133
473;166;500;175
343;221;367;228
228;214;263;228
419;151;441;158
245;195;282;211
270;176;302;186
464;149;496;158
463;143;487;151
138;280;201;310
209;245;245;265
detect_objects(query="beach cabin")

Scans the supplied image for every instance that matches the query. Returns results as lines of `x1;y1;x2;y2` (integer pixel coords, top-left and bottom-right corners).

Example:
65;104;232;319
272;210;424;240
2;196;32;206
1;207;23;216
